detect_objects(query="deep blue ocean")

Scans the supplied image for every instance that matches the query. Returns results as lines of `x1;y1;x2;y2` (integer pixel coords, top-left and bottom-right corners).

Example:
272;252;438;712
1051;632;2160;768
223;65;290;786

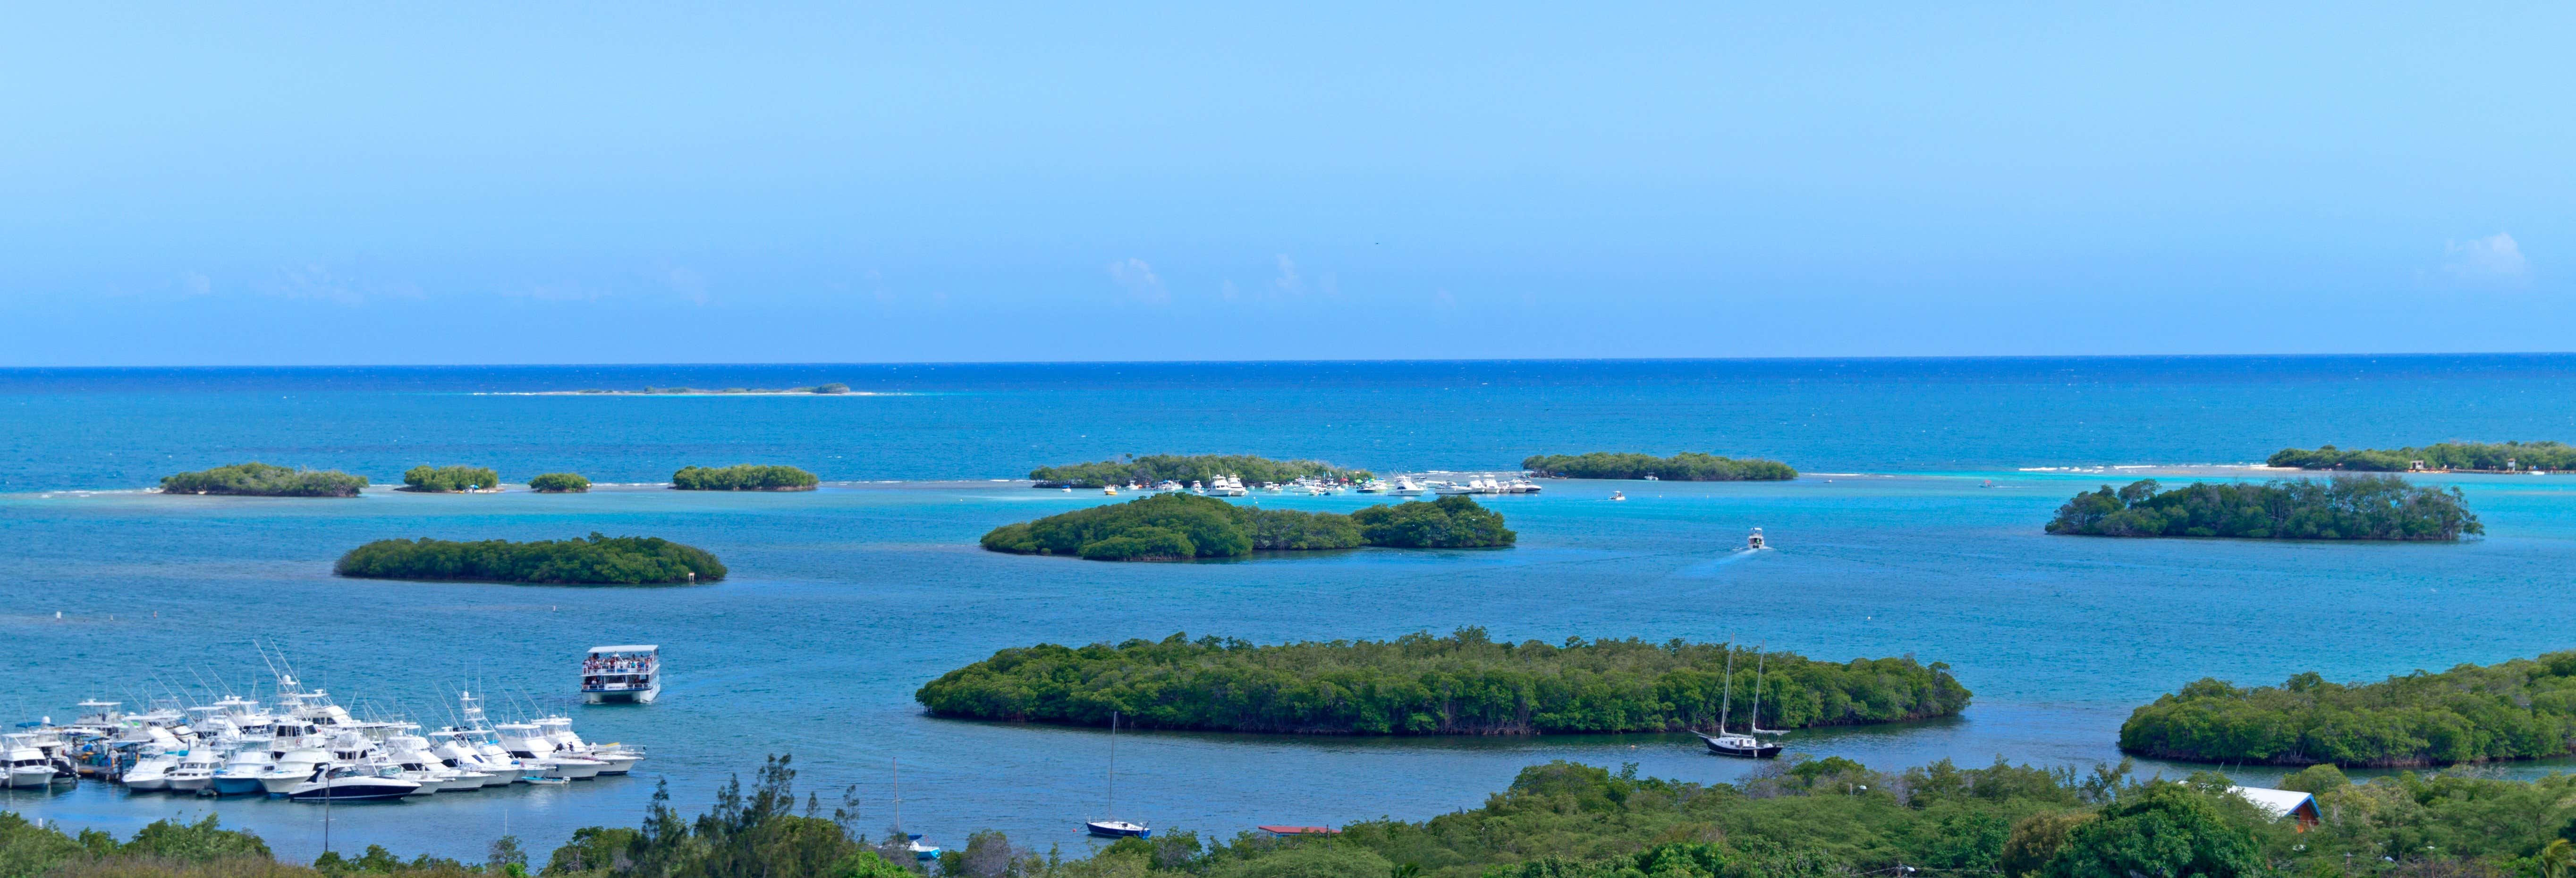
4;356;2574;861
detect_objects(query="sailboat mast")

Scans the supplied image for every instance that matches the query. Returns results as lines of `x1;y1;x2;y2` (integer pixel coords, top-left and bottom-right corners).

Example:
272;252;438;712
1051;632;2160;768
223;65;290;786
1749;649;1766;734
1106;711;1118;820
1719;648;1736;734
891;758;902;836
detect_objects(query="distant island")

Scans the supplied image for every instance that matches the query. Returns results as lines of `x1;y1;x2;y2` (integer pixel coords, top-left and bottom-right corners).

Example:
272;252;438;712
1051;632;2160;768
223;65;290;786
2120;650;2576;766
527;473;591;493
334;533;726;585
915;629;1971;734
670;464;819;491
1522;452;1797;481
2044;475;2479;540
2270;440;2576;473
399;465;501;493
159;462;368;497
1028;454;1369;489
980;492;1512;560
536;383;855;396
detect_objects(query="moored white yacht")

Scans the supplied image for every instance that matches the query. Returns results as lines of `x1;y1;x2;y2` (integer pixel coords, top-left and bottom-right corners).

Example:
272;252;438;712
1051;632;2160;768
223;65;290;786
537;717;642;775
166;751;224;793
3;734;58;789
286;764;421;802
1388;477;1424;496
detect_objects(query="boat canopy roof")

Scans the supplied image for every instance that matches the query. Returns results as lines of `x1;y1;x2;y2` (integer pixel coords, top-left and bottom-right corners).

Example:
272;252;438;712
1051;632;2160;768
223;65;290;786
588;645;658;654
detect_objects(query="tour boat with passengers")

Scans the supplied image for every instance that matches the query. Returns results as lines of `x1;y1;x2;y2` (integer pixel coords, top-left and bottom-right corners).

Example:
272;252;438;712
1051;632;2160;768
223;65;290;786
582;646;661;704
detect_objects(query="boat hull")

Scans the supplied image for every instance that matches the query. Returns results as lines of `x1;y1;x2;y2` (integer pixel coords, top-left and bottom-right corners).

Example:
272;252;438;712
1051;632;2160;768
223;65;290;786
212;776;267;796
1085;821;1150;839
6;769;56;789
1698;737;1782;759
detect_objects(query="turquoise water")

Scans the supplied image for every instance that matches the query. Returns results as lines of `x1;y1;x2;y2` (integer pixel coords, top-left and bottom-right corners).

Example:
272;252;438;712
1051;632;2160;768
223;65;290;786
4;357;2575;861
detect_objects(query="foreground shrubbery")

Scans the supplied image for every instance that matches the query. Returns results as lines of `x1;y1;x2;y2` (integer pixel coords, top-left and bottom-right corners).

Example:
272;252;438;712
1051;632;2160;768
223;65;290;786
334;533;726;584
915;629;1968;734
1028;455;1371;489
2271;440;2576;472
527;473;591;493
2043;476;2481;540
158;462;368;497
979;493;1511;560
402;465;501;492
2121;650;2576;767
25;750;2576;878
671;465;819;491
1520;452;1797;481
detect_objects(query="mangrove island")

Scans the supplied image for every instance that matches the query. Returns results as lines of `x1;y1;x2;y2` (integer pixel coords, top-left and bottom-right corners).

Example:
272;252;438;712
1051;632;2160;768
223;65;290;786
671;464;819;491
1028;453;1370;489
2270;440;2576;473
334;533;726;584
400;464;501;492
1522;452;1797;481
527;473;592;492
2120;650;2576;767
915;628;1971;734
158;462;368;497
2043;475;2480;540
979;492;1512;560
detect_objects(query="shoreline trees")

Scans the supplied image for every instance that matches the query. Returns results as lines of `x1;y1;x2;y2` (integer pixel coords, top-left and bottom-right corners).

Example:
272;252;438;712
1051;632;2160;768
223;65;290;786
334;533;726;584
158;462;368;497
979;493;1512;560
1521;452;1796;481
2044;476;2480;540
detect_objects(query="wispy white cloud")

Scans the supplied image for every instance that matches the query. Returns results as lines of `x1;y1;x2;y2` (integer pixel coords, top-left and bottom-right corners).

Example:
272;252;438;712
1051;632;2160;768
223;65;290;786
1220;279;1241;301
1272;254;1302;295
1108;258;1168;304
2445;233;2530;286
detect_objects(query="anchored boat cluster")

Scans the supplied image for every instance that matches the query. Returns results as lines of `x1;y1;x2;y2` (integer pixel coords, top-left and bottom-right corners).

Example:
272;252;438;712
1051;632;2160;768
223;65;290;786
5;681;643;802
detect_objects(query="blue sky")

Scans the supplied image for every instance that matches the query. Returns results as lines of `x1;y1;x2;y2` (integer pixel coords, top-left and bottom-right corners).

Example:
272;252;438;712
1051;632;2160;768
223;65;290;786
2;3;2568;364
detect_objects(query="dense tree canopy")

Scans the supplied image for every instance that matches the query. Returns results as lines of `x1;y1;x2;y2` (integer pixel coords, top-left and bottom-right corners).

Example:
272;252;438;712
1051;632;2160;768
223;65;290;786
1029;454;1370;489
2271;441;2576;472
2120;650;2576;766
979;493;1510;560
334;533;726;584
158;462;368;497
2044;476;2480;540
1520;453;1797;481
402;465;501;492
915;629;1969;734
671;464;819;491
528;473;592;493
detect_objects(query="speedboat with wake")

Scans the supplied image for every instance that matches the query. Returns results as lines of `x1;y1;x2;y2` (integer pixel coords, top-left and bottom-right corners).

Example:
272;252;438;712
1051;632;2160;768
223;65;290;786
1746;528;1764;550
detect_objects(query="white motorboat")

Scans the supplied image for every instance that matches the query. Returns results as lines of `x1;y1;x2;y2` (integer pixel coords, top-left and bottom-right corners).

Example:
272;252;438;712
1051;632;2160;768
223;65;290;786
213;750;279;795
1610;491;1626;501
1205;475;1247;497
537;717;642;775
1746;527;1765;550
3;735;58;789
1388;477;1425;497
1507;479;1541;494
1432;481;1471;496
582;645;661;705
166;751;224;793
1102;485;1118;496
1356;479;1388;493
287;764;422;802
122;750;179;791
497;723;603;778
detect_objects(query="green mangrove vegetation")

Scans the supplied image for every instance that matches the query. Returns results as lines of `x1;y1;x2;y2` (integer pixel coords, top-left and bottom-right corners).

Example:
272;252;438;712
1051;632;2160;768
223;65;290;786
527;473;592;493
401;465;502;492
914;629;1967;734
2042;476;2480;540
1520;452;1797;481
2119;650;2576;767
978;493;1511;560
564;383;853;395
1028;454;1370;489
334;533;726;584
158;462;369;497
2270;440;2576;472
671;464;820;491
18;750;2576;878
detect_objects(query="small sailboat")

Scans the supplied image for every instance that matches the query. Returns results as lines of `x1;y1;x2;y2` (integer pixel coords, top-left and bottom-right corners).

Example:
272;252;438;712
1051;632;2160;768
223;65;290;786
1695;647;1783;759
891;759;940;860
1084;712;1150;838
1746;528;1765;550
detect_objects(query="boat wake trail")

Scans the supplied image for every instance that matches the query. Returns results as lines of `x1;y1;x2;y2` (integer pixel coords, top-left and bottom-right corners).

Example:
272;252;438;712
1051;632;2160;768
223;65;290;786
1672;546;1771;578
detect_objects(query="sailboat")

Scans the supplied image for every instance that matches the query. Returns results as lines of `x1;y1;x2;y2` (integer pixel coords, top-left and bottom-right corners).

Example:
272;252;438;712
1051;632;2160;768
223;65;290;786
891;759;939;860
1694;646;1784;759
1084;712;1151;838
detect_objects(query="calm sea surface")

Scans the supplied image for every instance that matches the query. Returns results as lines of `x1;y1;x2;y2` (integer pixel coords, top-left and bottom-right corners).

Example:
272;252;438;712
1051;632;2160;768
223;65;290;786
3;357;2574;861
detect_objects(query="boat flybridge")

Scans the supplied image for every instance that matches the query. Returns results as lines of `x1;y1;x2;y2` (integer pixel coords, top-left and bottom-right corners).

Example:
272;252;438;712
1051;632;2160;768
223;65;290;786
1746;528;1765;550
582;645;661;704
1694;647;1784;760
1388;477;1424;496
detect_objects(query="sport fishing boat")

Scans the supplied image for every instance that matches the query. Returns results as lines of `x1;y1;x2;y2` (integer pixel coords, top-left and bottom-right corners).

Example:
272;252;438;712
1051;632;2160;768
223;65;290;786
1388;477;1424;496
1746;528;1765;550
286;764;422;802
582;646;660;704
3;734;58;789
